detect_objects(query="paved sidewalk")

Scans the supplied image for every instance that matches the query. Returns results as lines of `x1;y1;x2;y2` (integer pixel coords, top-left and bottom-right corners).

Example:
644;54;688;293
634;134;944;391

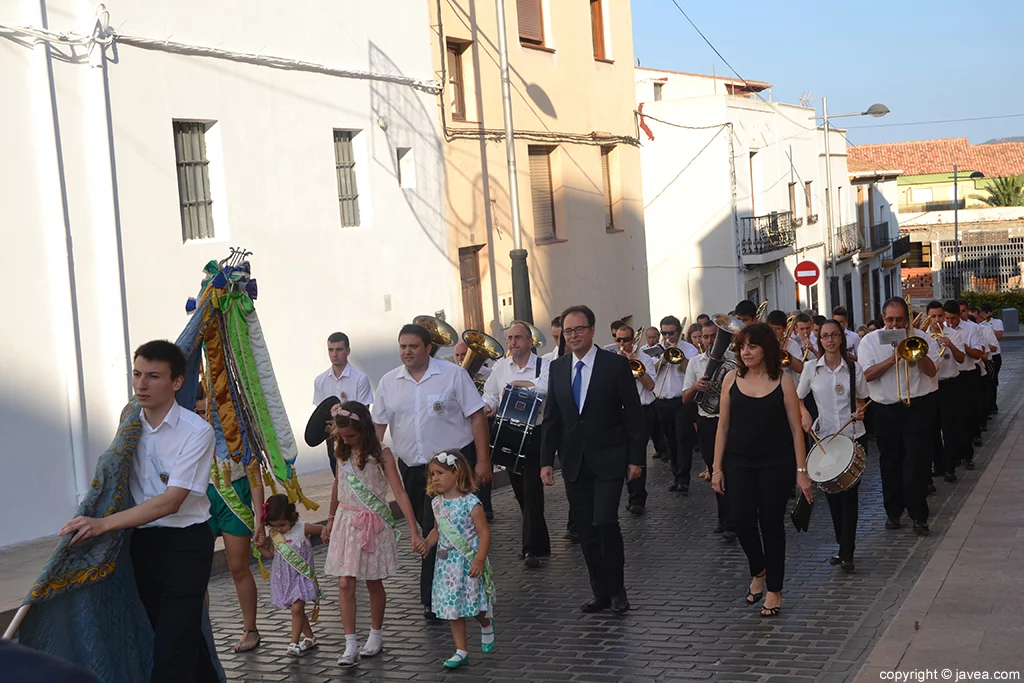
855;371;1024;679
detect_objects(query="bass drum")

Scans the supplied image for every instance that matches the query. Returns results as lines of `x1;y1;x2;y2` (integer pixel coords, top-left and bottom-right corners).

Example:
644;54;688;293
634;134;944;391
806;433;865;494
489;385;543;475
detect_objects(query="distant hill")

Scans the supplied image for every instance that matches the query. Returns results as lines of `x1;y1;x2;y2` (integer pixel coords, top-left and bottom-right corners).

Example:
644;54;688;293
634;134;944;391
981;137;1024;144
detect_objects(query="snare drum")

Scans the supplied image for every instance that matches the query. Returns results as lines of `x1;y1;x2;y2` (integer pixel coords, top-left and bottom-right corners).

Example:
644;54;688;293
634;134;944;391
806;433;865;494
490;385;543;475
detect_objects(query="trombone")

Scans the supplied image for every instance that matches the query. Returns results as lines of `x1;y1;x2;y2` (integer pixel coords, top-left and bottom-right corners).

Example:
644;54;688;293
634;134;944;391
626;326;647;379
778;313;798;368
755;300;769;322
895;324;929;406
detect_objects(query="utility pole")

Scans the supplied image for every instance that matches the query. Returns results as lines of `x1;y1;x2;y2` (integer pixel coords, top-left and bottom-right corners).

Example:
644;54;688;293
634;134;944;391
953;164;961;298
822;96;840;310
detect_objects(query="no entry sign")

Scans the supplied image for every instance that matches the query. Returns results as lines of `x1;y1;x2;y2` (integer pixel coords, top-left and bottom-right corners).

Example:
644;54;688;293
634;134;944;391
795;261;820;286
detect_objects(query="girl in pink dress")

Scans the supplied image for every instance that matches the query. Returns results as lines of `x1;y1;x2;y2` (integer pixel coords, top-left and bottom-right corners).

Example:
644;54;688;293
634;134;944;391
322;401;425;667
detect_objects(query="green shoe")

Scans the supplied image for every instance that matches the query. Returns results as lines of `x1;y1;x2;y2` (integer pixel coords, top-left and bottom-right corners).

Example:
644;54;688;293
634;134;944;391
481;622;496;653
443;653;468;668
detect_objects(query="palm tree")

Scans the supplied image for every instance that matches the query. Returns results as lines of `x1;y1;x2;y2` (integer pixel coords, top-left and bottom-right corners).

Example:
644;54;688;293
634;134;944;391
974;175;1024;207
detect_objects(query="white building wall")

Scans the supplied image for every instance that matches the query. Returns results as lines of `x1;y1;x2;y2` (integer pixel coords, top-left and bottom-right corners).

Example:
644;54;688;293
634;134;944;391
0;0;449;547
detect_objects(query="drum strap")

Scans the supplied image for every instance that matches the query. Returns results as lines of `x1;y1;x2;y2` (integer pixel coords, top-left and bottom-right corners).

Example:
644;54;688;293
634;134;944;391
535;355;542;378
847;360;856;413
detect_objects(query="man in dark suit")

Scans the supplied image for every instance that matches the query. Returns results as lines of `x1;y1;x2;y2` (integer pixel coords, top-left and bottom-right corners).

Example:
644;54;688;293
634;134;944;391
541;305;646;614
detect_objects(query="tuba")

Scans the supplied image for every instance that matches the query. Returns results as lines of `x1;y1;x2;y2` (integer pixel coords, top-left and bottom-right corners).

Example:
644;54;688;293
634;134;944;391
695;314;746;415
413;315;458;357
461;330;504;391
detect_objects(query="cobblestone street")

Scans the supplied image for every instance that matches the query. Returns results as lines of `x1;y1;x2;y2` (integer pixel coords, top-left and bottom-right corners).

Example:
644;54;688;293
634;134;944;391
208;342;1023;683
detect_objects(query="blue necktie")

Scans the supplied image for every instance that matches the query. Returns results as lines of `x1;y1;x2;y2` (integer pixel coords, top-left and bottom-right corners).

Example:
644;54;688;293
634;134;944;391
572;360;585;412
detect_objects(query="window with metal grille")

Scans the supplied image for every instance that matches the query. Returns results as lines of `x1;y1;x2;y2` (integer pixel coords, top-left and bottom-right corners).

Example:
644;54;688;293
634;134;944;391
333;130;360;227
446;41;467;121
590;0;605;59
517;0;544;45
529;146;556;242
601;145;614;230
173;121;215;241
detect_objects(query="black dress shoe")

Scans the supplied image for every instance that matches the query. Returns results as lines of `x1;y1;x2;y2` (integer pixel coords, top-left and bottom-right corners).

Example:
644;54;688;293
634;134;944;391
609;595;630;614
581;598;610;613
914;521;930;536
524;553;541;569
722;530;737;542
668;483;679;492
945;473;957;482
841;560;856;574
973;438;982;447
927;484;937;494
713;523;725;534
885;517;901;530
828;555;842;566
965;459;975;470
629;505;645;516
423;606;440;621
677;484;689;494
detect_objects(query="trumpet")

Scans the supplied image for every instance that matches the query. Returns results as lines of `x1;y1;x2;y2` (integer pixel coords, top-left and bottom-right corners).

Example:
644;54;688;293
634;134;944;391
778;313;798;368
923;317;949;358
895;325;929;406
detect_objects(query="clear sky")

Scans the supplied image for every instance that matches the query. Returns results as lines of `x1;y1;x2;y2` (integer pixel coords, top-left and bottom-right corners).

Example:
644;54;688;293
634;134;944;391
630;0;1023;146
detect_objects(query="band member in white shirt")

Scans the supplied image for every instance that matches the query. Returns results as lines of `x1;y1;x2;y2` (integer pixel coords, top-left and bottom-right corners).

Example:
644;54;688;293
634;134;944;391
639;326;667;461
373;324;492;619
61;341;218;682
653;315;698;492
831;307;860;361
926;301;966;483
980;303;1003;413
482;322;551;567
603;320;625;352
682;319;735;539
971;305;998;422
312;332;373;475
614;324;656;515
541;316;563;363
797;320;869;572
767;310;807;378
644;326;661;349
859;298;939;535
951;300;988;457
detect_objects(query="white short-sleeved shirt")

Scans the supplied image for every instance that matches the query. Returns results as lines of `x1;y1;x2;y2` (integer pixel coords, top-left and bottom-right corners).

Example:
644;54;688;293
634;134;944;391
932;324;963;381
312;364;373;407
858;327;939;405
130;401;216;528
949;320;984;372
797;357;870;440
983;318;1004;355
482;354;550;417
782;336;805;384
683;352;713;419
624;350;657;406
652;343;698;399
372;358;485;467
541;348;559;363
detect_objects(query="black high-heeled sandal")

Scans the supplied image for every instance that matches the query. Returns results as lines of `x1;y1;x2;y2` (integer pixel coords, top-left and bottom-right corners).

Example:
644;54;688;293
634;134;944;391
760;605;781;617
744;571;767;605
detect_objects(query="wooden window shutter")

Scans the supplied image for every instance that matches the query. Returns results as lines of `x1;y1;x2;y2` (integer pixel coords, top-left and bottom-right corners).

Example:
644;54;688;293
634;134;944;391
517;0;544;44
529;147;556;241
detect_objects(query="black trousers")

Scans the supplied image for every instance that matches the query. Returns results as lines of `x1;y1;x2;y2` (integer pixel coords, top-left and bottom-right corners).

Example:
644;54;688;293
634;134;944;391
625;404;655;509
130;523;218;683
653;398;695;486
934;376;967;475
564;458;626;602
326;437;337;475
825;436;864;562
724;457;793;593
401;441;482;608
961;369;982;440
991;354;1002;411
874;394;937;524
509;440;551;557
697;416;730;529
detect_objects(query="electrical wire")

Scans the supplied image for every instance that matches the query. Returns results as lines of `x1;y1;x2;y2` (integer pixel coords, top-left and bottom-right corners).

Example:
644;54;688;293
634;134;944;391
845;113;1024;129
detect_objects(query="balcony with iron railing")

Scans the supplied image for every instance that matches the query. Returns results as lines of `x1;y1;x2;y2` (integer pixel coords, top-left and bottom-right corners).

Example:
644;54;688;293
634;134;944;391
834;222;863;260
859;220;892;256
739;211;796;264
882;234;912;267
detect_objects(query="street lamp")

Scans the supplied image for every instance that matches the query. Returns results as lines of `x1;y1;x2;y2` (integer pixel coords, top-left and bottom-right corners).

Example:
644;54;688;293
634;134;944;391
952;167;986;298
811;98;889;312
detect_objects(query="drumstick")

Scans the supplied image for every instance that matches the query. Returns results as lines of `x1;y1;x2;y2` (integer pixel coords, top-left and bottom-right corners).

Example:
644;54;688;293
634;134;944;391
828;399;873;442
806;428;827;454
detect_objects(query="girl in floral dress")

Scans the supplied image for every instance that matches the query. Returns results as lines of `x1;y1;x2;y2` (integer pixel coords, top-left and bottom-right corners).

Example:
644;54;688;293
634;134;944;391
420;450;495;669
257;495;324;657
321;401;424;667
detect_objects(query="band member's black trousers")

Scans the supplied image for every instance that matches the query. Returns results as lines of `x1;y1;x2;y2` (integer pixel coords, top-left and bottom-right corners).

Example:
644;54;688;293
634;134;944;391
960;369;982;442
653;398;695;486
130;523;218;683
326;437;337;475
934;376;967;475
825;436;865;562
400;441;481;608
697;416;730;530
874;394;937;524
564;458;626;602
991;354;1002;411
509;442;551;557
724;456;794;593
625;404;656;509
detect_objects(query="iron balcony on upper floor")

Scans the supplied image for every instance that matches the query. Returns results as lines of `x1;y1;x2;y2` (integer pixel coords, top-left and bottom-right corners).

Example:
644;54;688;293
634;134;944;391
739;211;796;265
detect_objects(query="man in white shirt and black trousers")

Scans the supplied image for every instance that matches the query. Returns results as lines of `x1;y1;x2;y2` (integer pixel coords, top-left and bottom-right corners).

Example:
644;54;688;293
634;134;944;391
373;324;492;619
927;301;966;483
612;324;656;515
312;332;373;474
541;305;645;614
979;303;1004;413
483;322;551;568
859;298;940;536
652;315;698;493
952;300;989;459
61;341;219;682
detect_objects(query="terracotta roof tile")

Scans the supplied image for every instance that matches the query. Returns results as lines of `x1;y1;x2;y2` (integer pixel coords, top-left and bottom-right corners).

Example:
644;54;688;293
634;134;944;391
848;138;1024;178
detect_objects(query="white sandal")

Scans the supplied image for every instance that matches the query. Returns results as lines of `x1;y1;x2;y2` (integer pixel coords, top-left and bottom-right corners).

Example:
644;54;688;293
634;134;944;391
299;636;318;653
359;641;383;658
337;652;359;667
285;643;302;657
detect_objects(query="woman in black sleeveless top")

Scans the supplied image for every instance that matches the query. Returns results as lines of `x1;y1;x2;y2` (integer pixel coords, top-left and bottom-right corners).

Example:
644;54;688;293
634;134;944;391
712;323;812;617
